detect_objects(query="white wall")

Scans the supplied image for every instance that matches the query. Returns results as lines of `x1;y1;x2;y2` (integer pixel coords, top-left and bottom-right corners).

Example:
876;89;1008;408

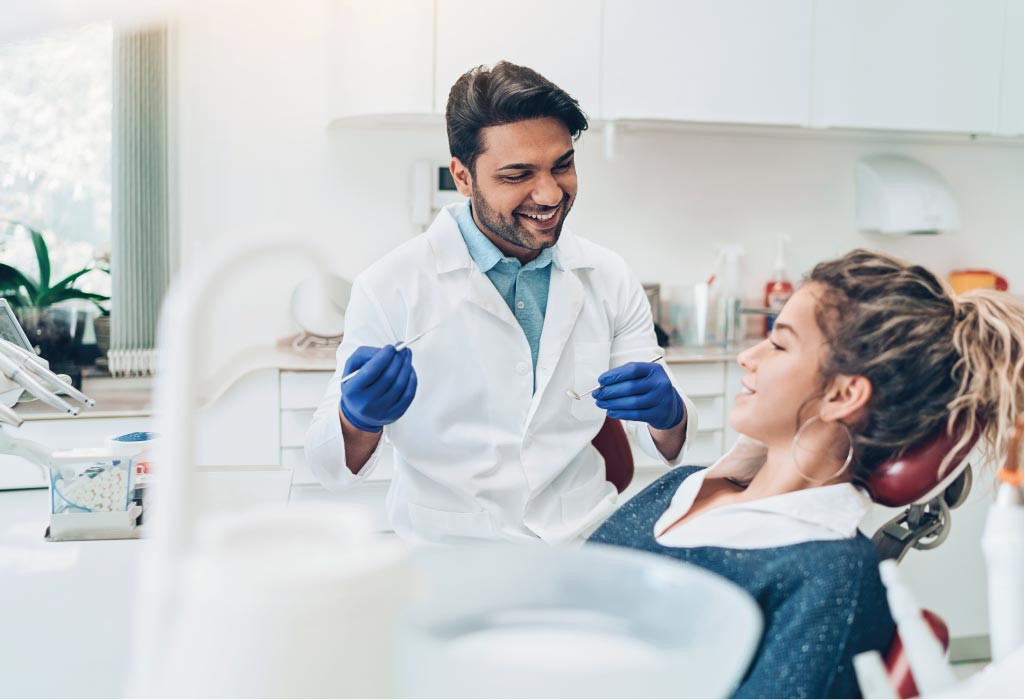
173;3;1023;376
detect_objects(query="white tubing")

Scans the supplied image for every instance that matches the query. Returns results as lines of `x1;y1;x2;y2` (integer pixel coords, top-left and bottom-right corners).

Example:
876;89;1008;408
981;488;1024;663
879;560;958;697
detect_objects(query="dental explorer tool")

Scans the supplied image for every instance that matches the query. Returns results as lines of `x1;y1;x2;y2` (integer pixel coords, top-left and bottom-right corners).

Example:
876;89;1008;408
0;352;79;415
340;330;430;384
567;355;664;400
0;338;95;406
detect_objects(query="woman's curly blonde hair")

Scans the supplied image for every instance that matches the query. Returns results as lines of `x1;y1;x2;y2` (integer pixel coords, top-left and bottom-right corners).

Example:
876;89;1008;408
807;249;1023;482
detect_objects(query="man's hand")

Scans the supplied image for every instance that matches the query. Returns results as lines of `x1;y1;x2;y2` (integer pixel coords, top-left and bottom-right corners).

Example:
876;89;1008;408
593;361;684;431
339;345;418;433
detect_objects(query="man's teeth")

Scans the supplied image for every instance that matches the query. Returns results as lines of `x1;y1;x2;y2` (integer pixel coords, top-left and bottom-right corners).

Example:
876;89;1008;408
522;211;556;221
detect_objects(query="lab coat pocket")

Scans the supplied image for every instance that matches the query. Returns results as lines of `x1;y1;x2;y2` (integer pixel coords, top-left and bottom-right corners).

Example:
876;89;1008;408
407;503;496;542
560;473;616;528
570;341;612;422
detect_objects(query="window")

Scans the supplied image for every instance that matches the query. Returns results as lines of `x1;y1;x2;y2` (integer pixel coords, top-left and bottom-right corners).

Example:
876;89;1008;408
0;22;112;304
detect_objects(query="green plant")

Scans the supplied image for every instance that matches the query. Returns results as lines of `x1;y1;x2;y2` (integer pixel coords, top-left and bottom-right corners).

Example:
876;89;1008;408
0;219;109;314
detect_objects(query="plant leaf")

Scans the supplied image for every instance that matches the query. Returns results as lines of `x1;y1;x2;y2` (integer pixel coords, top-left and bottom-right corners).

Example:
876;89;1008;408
0;263;38;298
30;229;50;292
38;289;110;306
49;267;95;293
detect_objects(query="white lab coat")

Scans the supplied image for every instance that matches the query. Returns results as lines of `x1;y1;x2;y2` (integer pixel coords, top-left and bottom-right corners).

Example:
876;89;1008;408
305;204;697;544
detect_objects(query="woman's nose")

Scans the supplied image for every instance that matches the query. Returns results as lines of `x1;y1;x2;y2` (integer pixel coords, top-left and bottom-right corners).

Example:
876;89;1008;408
737;341;762;371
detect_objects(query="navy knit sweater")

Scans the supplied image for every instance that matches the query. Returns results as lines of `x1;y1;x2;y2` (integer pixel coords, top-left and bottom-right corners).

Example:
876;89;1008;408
588;466;895;699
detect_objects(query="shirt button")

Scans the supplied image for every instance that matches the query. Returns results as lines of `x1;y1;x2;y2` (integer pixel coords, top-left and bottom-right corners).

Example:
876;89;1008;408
516;300;525;310
516;362;529;375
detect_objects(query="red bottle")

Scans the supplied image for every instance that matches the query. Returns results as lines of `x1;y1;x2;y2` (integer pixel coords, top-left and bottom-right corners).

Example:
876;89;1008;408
764;236;793;336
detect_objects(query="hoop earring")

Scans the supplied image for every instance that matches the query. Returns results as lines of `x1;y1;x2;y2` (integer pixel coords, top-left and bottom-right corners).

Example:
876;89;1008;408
791;416;854;483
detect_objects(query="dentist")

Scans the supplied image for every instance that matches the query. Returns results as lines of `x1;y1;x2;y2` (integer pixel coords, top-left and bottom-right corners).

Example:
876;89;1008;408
306;61;696;544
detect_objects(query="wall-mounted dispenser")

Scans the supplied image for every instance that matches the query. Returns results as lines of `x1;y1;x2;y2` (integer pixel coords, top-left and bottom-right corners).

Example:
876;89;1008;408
856;155;960;235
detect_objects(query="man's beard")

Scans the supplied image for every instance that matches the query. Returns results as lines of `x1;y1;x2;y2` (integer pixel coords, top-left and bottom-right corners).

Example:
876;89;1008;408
470;187;572;252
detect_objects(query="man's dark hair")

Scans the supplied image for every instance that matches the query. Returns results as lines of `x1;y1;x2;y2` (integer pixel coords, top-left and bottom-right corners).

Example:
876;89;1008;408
446;61;589;173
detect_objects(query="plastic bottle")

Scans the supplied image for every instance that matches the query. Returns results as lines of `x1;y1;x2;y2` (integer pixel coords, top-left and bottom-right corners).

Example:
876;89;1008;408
763;235;793;336
716;244;745;347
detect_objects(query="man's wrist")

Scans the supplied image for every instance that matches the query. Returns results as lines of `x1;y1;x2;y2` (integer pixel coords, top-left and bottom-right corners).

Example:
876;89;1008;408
339;401;382;434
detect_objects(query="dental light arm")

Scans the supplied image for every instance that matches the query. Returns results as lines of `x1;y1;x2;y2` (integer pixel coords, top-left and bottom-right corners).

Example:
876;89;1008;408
0;338;95;406
0;352;79;416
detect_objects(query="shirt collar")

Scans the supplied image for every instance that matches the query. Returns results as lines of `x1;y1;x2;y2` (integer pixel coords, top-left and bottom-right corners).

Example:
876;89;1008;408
454;201;559;273
656;436;872;541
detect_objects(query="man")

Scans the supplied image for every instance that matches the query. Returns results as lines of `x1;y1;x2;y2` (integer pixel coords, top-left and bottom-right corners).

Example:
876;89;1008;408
306;61;696;544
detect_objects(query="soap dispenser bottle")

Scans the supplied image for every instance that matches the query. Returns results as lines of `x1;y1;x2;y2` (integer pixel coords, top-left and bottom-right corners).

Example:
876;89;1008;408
763;235;793;336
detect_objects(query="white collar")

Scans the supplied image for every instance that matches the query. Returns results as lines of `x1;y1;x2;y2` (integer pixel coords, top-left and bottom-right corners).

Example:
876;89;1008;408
655;436;872;543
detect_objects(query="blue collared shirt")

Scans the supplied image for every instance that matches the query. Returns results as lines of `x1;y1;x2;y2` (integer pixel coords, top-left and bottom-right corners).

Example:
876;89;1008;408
454;201;558;389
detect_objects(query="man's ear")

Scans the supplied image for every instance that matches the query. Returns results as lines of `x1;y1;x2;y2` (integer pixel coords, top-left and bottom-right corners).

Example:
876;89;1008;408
820;374;872;424
450;157;474;197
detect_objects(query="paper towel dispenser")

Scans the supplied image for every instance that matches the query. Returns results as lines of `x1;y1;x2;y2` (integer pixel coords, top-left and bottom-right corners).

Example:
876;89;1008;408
856;156;960;235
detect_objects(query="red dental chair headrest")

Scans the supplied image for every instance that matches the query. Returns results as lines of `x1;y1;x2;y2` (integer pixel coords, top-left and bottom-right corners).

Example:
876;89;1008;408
864;427;977;508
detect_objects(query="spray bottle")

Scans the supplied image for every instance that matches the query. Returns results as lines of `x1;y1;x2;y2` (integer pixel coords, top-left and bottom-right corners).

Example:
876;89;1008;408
763;235;793;337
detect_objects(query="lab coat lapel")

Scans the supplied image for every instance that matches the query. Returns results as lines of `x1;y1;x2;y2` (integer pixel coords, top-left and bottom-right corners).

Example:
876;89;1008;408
527;264;585;424
427;205;520;330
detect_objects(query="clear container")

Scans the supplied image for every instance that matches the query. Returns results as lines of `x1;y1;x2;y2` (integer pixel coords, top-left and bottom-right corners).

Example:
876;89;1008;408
49;448;133;514
396;543;763;699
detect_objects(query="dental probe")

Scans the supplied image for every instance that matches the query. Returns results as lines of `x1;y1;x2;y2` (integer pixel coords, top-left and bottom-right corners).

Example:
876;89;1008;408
0;338;95;406
567;355;665;400
340;331;429;384
0;352;79;415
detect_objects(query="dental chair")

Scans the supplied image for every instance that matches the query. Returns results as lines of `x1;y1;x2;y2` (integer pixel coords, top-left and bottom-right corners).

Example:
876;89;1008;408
593;418;975;698
593;417;634;493
866;428;976;699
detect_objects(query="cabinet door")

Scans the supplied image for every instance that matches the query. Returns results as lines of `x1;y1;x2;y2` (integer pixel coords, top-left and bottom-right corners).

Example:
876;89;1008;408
434;0;602;118
328;0;435;120
998;0;1024;136
812;0;1006;133
601;0;814;125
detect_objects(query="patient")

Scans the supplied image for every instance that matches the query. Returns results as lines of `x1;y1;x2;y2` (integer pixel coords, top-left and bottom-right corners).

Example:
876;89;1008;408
589;249;1024;698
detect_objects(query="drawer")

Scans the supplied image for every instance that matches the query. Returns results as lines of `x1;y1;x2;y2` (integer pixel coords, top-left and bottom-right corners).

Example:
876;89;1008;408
690;395;724;431
281;446;319;485
280;370;334;410
281;409;316;448
669;362;725;397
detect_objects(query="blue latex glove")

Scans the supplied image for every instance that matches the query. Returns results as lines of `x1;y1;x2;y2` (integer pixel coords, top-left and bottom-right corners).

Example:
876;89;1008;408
593;361;685;431
339;345;418;433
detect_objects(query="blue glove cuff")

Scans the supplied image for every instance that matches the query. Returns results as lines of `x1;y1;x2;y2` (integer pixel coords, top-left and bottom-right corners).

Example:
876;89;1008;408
654;391;685;431
339;398;383;434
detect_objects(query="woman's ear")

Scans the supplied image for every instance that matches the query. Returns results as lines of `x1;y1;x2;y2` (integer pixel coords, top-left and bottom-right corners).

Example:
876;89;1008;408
820;374;872;423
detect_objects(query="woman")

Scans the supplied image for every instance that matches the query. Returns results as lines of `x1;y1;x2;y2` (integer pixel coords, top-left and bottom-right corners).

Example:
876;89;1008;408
589;249;1023;698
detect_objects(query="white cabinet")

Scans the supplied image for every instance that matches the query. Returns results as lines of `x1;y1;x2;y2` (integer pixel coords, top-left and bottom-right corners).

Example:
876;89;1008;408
601;0;814;125
811;0;1006;133
327;0;435;120
434;0;602;117
998;0;1024;136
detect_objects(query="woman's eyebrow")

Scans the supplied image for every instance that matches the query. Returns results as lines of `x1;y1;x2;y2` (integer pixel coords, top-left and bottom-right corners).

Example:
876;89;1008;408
773;322;799;339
